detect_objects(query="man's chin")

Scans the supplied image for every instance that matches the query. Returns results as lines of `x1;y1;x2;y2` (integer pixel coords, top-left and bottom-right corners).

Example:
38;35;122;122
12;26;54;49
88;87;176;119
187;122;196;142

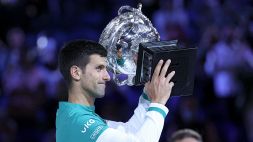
95;93;105;98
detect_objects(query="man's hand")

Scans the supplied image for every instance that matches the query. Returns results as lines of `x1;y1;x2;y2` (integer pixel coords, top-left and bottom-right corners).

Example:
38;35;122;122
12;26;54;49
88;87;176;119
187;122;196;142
145;59;175;105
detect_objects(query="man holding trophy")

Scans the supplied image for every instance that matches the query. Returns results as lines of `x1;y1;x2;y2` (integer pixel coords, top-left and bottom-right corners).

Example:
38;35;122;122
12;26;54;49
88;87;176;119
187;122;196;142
56;4;196;142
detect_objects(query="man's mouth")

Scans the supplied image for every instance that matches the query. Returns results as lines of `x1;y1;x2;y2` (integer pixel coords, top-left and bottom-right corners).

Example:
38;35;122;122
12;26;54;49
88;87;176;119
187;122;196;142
98;82;106;85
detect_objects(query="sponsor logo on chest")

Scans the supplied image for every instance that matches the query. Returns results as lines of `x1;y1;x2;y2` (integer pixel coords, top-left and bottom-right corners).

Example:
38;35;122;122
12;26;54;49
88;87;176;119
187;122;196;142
81;119;95;133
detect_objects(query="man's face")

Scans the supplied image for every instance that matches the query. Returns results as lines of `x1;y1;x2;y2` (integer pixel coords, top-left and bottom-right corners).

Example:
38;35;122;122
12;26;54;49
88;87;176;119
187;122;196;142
80;54;110;98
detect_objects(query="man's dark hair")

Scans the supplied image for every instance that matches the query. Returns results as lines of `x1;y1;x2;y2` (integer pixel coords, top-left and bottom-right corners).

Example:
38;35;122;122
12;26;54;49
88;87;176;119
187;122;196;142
58;39;107;85
170;129;202;142
116;44;122;51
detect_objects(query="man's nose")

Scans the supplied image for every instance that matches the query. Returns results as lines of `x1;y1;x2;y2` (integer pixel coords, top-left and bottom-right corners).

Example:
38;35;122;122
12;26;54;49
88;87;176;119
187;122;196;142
103;70;111;81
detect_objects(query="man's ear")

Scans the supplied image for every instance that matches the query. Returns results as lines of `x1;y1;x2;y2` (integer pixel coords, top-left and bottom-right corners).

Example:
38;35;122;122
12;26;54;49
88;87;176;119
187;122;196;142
70;65;82;81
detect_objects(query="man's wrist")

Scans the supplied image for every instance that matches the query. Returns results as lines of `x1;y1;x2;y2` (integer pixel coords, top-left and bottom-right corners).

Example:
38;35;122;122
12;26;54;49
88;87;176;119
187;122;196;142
151;100;167;105
142;92;151;101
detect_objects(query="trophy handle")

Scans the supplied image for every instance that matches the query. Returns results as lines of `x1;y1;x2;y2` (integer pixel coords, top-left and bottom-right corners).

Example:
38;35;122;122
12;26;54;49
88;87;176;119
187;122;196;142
118;3;142;15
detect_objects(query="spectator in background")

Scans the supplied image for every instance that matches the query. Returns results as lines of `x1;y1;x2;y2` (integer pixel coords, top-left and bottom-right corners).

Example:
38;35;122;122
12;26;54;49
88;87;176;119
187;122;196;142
204;26;253;97
152;0;189;41
2;27;28;96
169;128;202;142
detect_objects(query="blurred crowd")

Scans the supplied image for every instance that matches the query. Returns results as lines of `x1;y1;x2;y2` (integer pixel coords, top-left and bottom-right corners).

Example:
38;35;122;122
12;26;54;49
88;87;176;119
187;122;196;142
0;0;253;142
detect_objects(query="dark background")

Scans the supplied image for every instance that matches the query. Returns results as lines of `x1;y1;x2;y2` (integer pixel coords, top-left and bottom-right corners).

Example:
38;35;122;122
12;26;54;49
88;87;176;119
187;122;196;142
0;0;253;142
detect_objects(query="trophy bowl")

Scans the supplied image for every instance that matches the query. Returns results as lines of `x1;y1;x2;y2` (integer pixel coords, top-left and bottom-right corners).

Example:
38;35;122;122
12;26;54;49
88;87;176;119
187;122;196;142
99;4;160;86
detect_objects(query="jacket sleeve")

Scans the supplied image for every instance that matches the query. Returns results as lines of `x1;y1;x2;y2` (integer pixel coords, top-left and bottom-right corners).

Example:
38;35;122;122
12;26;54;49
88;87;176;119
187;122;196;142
106;92;151;133
97;103;169;142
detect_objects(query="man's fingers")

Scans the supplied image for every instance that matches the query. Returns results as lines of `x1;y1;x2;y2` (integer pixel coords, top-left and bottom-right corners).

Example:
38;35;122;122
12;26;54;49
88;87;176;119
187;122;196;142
152;60;163;81
169;82;174;87
168;82;174;93
160;59;171;77
165;71;175;83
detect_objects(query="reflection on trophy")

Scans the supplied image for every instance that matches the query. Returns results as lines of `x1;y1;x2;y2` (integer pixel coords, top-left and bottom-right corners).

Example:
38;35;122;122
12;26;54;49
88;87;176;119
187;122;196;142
116;43;125;67
99;4;197;96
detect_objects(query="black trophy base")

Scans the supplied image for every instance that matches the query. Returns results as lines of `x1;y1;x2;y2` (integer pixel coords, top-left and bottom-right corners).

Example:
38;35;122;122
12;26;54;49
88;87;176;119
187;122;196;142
134;40;197;96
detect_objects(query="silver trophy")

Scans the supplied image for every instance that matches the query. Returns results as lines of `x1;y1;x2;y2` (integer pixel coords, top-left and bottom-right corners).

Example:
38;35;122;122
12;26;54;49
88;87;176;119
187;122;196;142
99;4;160;86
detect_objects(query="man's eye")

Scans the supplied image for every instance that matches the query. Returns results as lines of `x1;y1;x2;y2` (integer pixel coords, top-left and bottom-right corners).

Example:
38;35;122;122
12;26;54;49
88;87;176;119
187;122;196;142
96;67;102;72
96;66;104;72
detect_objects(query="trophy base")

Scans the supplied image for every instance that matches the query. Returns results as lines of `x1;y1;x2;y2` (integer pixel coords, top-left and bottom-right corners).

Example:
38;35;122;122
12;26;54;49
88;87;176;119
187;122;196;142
135;40;197;96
